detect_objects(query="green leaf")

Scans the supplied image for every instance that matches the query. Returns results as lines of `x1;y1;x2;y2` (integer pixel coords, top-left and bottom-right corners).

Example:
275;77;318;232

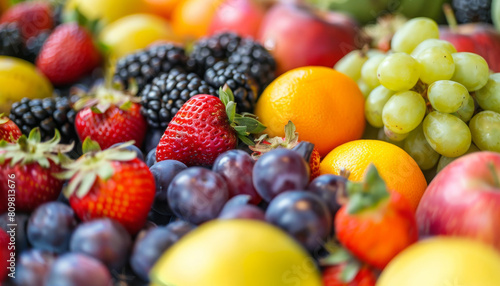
119;100;133;111
226;101;236;123
320;248;352;266
82;137;102;154
104;150;136;162
65;171;84;197
96;162;114;180
233;117;266;134
233;126;248;136
37;157;50;169
28;128;41;143
346;164;390;214
90;106;103;114
340;261;361;283
222;85;235;103
76;172;97;198
238;135;256;146
47;130;62;145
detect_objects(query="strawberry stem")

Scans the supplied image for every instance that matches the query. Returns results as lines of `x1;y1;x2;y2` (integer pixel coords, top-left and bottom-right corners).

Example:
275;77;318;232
345;164;390;214
443;3;458;32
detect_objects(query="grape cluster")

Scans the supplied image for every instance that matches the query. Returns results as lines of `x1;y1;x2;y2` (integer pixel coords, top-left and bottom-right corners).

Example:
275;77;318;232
336;17;500;171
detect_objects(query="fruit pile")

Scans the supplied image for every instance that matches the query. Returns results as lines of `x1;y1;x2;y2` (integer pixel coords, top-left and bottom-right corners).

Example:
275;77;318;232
2;0;500;286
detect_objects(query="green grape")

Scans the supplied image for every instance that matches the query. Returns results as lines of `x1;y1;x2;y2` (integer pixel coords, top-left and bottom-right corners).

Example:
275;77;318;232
377;53;420;91
382;90;426;134
423;111;472;157
366;49;385;58
357;79;372;99
417;47;455;84
334;50;368;82
451;52;490;91
475;73;500;114
404;124;440;170
436;144;480;172
377;128;405;148
384;126;408;142
411;39;457;58
361;54;385;89
391;17;439;54
452;93;476;122
365;85;395;128
469;111;500;152
427;80;469;113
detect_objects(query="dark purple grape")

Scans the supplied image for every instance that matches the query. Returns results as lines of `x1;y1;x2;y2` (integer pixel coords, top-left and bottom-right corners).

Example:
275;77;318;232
44;253;113;286
265;191;331;251
110;142;144;162
145;148;157;167
143;128;164;153
27;202;77;253
69;218;132;270
147;209;172;226
253;149;309;202
130;221;194;281
150;160;188;215
167;167;229;225
0;213;30;253
307;174;346;218
212;150;262;204
14;250;56;286
219;205;266;220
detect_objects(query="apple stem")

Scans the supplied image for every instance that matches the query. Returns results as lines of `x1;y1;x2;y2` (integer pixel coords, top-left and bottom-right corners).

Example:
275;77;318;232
443;3;458;32
489;162;500;189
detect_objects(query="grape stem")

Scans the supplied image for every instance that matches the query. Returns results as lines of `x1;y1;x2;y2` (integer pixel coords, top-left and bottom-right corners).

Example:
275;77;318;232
443;3;458;32
488;162;500;189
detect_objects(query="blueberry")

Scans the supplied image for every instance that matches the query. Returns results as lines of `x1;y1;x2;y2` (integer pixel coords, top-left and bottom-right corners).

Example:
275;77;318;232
27;202;77;253
150;160;187;215
110;142;144;162
44;253;112;286
145;148;157;167
15;250;56;286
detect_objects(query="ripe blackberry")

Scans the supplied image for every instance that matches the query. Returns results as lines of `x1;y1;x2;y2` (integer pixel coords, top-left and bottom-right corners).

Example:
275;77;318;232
25;30;51;62
204;61;259;113
140;69;216;129
0;23;26;58
114;44;189;92
188;32;242;74
452;0;492;24
9;97;79;144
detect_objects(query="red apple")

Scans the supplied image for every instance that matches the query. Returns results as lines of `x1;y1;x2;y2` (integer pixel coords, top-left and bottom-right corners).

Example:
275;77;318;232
440;23;500;72
416;151;500;252
258;3;364;75
209;0;266;39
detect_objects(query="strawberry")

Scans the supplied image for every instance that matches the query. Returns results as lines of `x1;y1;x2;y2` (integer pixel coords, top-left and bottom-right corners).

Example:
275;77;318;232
323;264;377;286
156;87;265;166
0;1;53;39
36;12;101;86
74;84;147;150
0;128;73;213
250;121;321;181
59;139;155;234
335;164;418;270
0;114;21;143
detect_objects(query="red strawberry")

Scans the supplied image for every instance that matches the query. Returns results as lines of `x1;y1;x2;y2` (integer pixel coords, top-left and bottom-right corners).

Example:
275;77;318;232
61;139;155;234
250;121;321;181
0;114;21;143
0;128;73;213
0;1;53;39
323;264;377;286
36;20;101;85
74;85;147;150
156;87;265;166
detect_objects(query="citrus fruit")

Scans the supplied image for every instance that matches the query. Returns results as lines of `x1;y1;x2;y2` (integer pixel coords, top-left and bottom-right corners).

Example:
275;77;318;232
150;220;323;286
171;0;222;40
377;237;500;286
0;56;53;114
144;0;182;19
99;14;179;59
254;66;365;157
64;0;149;25
320;140;427;211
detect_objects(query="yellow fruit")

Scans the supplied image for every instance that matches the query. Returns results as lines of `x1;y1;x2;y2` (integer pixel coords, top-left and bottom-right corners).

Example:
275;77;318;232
171;0;222;40
254;66;366;157
0;56;53;114
64;0;149;25
99;14;179;59
150;220;323;286
377;237;500;286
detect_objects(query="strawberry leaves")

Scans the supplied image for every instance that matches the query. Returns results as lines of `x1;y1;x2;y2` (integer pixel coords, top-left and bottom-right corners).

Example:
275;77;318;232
346;164;390;214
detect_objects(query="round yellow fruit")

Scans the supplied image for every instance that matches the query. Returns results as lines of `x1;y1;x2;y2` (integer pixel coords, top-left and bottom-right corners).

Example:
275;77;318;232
150;220;323;286
0;56;53;114
100;14;179;59
377;237;500;286
64;0;149;25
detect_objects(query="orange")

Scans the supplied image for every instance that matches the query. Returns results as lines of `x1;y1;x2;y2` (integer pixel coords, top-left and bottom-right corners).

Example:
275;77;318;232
320;140;427;211
145;0;182;19
171;0;222;40
254;66;365;157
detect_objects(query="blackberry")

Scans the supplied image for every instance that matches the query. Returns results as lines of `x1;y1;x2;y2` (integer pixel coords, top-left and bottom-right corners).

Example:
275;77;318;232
9;97;79;144
140;69;216;129
452;0;492;24
114;44;189;92
0;23;27;58
204;62;259;113
188;32;242;74
24;30;51;63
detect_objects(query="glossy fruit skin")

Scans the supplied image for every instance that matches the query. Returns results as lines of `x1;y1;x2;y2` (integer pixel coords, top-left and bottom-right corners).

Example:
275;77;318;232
320;140;427;212
44;253;113;286
70;218;132;270
255;67;365;157
308;174;346;218
323;263;377;286
266;191;331;251
16;250;56;286
219;204;266;221
0;228;8;282
335;191;418;270
75;103;147;150
212;150;261;204
150;220;323;286
0;116;21;142
167;167;229;225
36;23;101;86
377;237;500;286
68;158;155;234
156;94;238;167
149;160;187;215
0;2;53;39
253;149;309;202
27;202;77;254
209;0;265;39
145;148;157;167
171;0;221;40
